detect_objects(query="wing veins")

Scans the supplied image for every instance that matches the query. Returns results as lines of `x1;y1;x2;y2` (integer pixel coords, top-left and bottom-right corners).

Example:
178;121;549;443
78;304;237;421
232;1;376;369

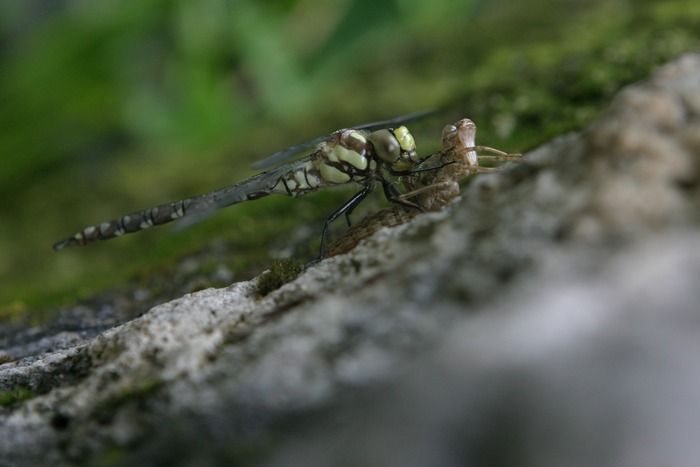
173;156;312;231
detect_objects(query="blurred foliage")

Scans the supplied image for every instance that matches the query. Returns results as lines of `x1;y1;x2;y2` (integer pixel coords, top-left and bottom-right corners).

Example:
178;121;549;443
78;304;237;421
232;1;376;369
0;0;698;315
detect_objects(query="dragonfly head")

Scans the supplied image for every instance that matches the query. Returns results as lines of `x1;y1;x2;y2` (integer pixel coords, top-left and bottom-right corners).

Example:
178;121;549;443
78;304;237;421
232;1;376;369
369;126;418;172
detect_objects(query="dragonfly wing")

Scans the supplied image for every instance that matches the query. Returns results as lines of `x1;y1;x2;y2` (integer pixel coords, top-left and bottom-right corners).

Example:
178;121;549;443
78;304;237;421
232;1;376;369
173;157;310;231
249;135;328;171
250;109;436;171
351;108;436;132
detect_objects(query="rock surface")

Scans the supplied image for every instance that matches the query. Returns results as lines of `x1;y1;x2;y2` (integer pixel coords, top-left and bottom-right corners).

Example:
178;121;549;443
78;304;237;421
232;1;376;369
2;53;700;466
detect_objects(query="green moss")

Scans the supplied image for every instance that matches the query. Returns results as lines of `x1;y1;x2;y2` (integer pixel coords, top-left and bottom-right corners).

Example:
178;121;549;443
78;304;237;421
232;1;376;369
255;258;304;297
0;354;15;365
0;387;37;406
450;0;700;153
88;447;128;467
112;378;163;403
91;378;164;424
0;300;29;323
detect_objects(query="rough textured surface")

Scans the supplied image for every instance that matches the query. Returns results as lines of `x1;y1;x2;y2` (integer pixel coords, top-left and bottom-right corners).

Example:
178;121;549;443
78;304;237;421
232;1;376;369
2;53;700;466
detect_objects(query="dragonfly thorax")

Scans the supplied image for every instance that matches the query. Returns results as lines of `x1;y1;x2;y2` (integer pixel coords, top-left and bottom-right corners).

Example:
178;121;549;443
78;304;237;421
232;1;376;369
315;129;372;185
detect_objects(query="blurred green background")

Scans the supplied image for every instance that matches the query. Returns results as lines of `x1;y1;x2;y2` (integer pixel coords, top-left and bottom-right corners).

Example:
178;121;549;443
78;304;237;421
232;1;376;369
1;0;698;317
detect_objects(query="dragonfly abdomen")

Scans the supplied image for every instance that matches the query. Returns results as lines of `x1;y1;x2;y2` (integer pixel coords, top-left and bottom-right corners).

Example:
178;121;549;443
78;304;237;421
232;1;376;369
270;160;324;197
52;200;190;250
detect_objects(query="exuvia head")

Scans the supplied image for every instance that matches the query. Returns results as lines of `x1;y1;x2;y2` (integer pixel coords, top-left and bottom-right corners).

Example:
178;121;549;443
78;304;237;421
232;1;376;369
368;126;419;172
441;119;476;150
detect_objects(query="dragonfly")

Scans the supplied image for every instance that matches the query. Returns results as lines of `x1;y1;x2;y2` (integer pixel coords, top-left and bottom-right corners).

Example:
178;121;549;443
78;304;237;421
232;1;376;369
52;110;440;259
326;118;522;257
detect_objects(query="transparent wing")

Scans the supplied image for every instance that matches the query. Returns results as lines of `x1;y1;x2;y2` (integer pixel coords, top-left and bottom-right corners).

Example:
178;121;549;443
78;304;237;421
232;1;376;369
250;108;436;171
250;134;329;171
351;108;436;132
173;156;312;231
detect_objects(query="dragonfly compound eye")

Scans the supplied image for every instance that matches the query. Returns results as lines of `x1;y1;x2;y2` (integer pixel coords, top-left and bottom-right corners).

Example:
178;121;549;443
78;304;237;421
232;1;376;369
369;129;401;163
369;125;418;170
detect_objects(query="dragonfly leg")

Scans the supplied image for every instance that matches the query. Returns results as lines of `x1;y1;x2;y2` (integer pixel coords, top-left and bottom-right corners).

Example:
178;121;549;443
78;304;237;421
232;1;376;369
407;160;457;175
386;160;455;177
381;179;421;211
470;146;522;159
343;184;373;227
316;184;374;262
398;180;454;202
